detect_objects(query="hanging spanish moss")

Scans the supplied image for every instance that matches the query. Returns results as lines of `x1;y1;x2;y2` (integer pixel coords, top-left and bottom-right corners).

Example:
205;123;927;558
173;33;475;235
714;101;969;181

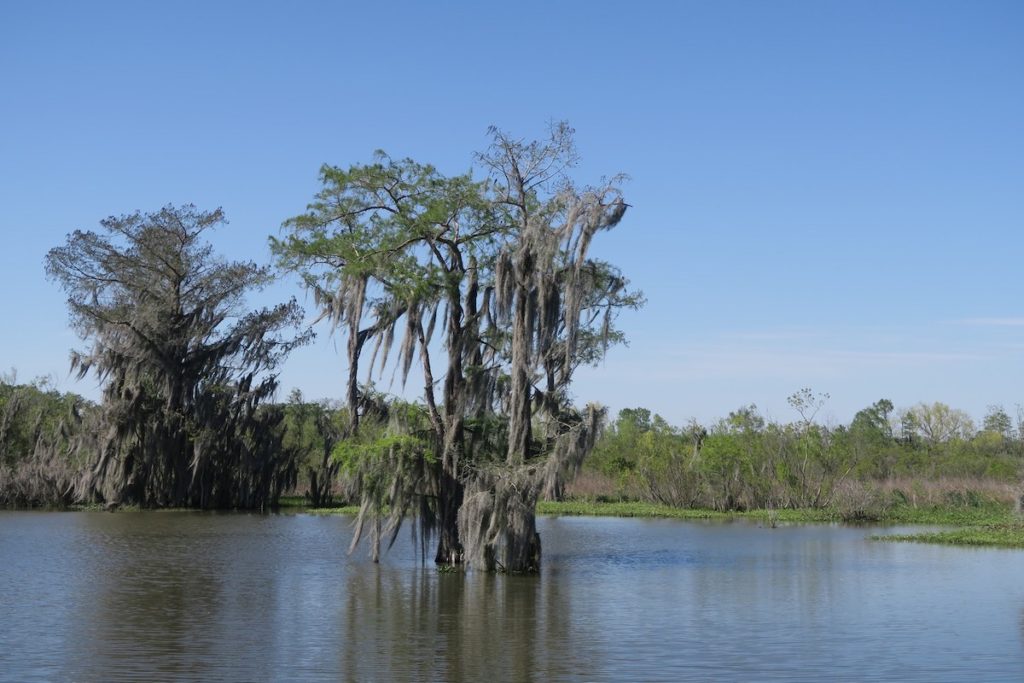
275;124;643;571
46;205;309;509
0;379;96;508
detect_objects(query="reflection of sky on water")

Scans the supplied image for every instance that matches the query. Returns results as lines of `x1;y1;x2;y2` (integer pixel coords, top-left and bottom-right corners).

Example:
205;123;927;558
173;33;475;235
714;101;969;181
1;511;1022;682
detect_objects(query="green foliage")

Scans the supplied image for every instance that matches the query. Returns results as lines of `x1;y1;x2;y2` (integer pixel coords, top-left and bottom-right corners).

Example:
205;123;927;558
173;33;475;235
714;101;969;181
333;432;434;472
851;399;894;442
540;499;1024;551
537;500;838;523
876;522;1024;549
538;500;725;520
331;399;443;562
982;404;1014;438
274;124;640;571
901;402;975;444
281;390;347;507
0;377;95;507
582;395;1024;516
330;398;436;472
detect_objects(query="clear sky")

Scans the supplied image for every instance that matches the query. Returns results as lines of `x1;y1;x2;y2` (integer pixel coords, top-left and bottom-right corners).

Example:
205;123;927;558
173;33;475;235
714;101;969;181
2;0;1022;427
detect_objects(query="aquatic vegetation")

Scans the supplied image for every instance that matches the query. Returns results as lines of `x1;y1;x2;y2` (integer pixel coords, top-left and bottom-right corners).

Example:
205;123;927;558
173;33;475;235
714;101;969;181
875;522;1024;549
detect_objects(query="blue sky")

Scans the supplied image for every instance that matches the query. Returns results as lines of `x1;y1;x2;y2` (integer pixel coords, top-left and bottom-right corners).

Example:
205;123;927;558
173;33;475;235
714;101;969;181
2;0;1022;426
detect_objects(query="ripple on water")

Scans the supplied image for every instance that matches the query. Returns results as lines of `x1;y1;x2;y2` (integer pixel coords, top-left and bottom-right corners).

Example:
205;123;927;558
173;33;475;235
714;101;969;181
1;511;1023;682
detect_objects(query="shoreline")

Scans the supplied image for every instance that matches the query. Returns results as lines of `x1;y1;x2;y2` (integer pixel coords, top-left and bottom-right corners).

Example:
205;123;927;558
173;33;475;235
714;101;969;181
535;500;1024;549
17;497;1019;550
290;497;1024;550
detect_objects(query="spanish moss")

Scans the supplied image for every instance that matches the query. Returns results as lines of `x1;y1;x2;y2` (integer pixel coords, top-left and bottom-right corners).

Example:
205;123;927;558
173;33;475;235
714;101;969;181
274;125;642;571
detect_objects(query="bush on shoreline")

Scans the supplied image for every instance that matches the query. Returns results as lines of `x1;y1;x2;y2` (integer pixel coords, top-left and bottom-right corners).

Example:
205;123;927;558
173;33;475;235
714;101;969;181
577;402;1022;520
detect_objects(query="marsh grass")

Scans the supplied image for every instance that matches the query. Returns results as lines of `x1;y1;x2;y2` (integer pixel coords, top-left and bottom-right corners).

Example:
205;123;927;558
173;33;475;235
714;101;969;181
275;495;315;508
872;477;1018;508
535;500;839;523
874;522;1024;549
537;499;1017;528
304;505;361;515
273;495;359;515
537;500;725;519
540;497;1024;550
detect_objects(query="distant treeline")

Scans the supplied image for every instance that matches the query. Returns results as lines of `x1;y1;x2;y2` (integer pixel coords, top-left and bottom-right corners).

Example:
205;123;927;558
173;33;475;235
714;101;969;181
581;392;1023;519
4;378;1020;517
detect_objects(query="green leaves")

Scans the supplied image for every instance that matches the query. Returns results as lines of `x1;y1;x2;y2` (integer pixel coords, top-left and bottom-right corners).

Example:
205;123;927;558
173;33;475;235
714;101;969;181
333;433;434;470
278;125;640;569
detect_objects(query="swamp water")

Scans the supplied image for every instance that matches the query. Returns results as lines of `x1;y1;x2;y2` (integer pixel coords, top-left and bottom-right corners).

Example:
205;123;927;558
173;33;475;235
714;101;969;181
1;511;1023;681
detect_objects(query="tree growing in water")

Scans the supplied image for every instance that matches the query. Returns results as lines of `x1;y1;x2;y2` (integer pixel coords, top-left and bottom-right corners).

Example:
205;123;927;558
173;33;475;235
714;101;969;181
274;124;642;571
46;205;308;508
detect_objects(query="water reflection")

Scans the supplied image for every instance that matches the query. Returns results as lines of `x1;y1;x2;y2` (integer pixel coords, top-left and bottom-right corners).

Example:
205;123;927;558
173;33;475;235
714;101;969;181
1;512;1023;682
337;565;587;681
61;514;221;681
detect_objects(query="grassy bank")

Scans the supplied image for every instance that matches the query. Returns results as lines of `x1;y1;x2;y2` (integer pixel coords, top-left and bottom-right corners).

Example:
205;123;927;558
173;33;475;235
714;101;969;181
537;499;1013;525
538;499;1024;548
248;496;1024;549
58;497;360;514
275;495;359;514
873;524;1024;549
536;500;835;523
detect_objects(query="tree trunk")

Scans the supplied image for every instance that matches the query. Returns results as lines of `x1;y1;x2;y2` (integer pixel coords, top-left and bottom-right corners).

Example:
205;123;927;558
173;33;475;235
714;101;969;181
501;508;542;573
434;468;464;565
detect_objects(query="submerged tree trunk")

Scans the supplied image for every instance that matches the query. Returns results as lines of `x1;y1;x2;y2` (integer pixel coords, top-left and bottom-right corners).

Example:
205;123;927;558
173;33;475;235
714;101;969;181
276;125;639;571
434;468;464;564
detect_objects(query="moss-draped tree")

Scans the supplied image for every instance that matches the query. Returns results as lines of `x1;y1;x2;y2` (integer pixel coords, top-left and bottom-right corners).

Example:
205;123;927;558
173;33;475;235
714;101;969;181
46;205;308;509
274;125;642;571
0;376;92;507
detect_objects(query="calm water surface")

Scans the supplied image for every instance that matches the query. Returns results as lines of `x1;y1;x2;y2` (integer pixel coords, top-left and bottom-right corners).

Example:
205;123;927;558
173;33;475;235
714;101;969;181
1;511;1023;682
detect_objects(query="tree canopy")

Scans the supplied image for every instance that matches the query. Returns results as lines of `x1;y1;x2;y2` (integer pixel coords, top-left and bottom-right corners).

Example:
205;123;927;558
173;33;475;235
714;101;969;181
274;124;642;570
46;205;308;508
